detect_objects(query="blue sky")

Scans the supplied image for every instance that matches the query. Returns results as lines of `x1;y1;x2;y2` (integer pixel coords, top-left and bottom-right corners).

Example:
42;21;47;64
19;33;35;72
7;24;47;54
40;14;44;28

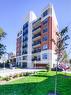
0;0;71;56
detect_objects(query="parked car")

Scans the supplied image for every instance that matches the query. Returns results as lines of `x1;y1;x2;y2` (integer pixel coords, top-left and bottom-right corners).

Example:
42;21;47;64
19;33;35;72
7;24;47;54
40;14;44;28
51;67;63;71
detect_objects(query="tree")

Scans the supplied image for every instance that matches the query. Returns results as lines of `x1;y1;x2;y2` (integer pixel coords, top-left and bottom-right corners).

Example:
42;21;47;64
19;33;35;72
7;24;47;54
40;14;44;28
52;26;69;64
52;26;70;94
45;64;50;72
69;59;71;69
0;28;6;58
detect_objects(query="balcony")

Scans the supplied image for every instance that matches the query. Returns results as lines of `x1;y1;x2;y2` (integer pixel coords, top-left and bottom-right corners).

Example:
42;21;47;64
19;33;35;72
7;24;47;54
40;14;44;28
33;18;41;29
32;28;41;35
32;44;41;48
32;33;41;39
33;25;41;32
32;41;41;47
32;33;41;41
33;22;41;29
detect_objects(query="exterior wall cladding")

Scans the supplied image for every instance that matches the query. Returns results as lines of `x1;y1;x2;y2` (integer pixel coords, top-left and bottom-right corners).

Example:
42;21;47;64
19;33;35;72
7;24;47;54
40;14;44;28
16;4;58;68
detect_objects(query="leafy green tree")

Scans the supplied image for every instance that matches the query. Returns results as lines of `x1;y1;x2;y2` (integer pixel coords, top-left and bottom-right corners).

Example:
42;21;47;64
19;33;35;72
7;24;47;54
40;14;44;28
0;28;6;58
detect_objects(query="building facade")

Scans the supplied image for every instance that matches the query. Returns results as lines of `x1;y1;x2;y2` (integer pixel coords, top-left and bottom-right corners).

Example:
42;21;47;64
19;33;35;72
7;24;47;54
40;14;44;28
16;4;58;68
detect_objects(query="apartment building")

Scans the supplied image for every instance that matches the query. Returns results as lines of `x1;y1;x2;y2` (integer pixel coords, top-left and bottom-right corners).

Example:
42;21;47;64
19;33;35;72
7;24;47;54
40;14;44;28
16;4;58;68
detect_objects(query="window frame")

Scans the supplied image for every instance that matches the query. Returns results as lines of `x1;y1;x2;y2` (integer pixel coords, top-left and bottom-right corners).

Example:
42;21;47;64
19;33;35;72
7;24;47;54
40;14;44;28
42;44;48;50
42;53;47;59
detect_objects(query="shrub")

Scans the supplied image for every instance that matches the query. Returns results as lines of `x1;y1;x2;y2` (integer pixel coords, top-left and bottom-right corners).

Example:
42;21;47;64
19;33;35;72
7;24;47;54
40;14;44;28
12;74;20;78
2;77;11;81
19;73;24;77
24;72;30;76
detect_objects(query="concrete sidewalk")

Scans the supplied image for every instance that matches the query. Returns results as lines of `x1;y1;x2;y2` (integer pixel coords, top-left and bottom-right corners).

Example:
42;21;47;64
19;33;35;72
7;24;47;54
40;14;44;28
0;68;42;77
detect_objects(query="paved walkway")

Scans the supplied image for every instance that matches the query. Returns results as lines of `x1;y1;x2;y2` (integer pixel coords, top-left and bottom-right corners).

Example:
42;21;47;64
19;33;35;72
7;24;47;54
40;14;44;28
63;71;71;73
0;68;42;77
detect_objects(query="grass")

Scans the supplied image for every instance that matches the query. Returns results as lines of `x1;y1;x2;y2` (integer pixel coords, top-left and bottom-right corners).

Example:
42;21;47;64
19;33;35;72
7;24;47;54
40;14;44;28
0;71;71;95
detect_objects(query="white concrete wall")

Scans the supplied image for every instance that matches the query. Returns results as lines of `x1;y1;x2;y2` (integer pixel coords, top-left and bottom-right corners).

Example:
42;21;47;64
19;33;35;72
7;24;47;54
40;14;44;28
27;11;37;68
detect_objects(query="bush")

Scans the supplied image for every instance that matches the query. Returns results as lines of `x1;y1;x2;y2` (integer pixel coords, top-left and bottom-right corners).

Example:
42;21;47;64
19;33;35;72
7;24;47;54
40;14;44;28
19;73;24;77
24;72;30;76
2;77;11;81
23;72;34;76
12;74;20;78
1;72;35;82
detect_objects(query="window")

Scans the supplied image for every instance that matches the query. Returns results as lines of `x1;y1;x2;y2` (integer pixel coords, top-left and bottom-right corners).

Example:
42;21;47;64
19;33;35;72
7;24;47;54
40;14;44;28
17;31;22;37
42;10;48;17
23;29;28;35
22;50;27;54
37;55;41;61
23;56;27;60
22;62;27;68
23;34;28;41
43;28;48;33
23;22;28;30
42;53;47;59
23;43;27;48
42;35;48;42
42;44;48;50
43;18;48;25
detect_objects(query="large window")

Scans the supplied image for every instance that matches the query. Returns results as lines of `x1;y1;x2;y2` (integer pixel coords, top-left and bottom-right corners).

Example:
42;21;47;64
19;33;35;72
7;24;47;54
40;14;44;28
23;29;28;35
42;10;48;17
23;22;28;30
23;56;27;60
42;44;48;50
23;42;27;48
22;62;27;68
22;47;27;54
22;50;27;54
23;35;28;41
42;35;48;42
42;53;47;59
43;28;48;33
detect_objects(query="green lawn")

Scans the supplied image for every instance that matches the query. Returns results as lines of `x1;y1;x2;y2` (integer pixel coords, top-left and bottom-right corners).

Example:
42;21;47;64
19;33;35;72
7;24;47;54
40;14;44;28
0;71;71;95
